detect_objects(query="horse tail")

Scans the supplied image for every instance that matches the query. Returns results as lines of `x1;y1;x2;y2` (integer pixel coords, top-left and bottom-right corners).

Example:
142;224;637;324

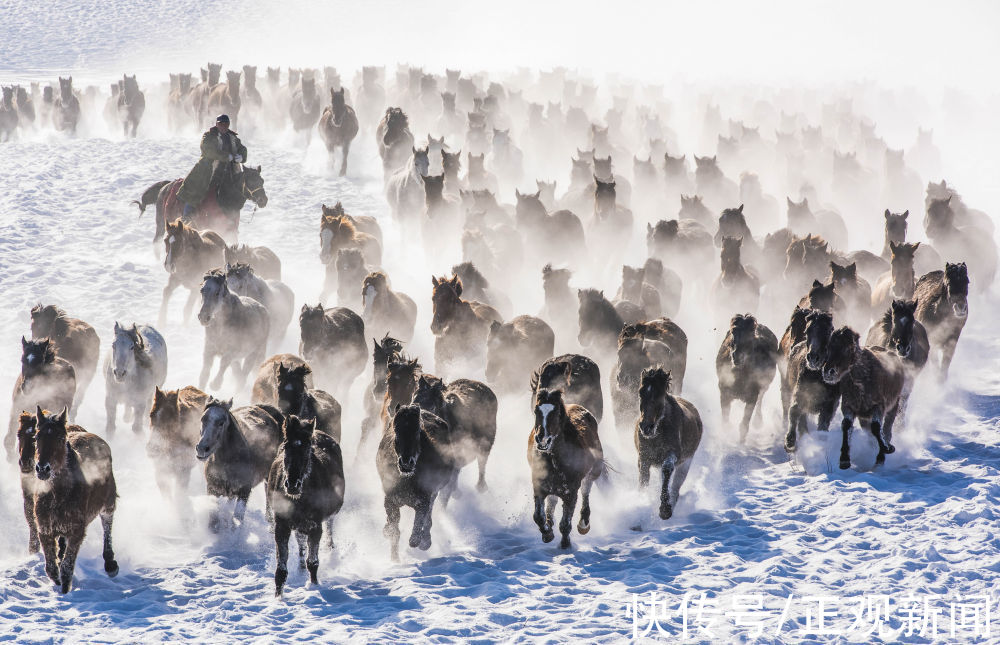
133;180;171;215
594;457;618;490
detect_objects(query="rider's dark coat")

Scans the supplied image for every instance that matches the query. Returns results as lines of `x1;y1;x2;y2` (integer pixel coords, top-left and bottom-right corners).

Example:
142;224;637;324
176;126;248;205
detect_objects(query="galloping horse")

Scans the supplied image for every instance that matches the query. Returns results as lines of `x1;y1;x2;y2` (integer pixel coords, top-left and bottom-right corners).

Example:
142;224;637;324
136;163;269;245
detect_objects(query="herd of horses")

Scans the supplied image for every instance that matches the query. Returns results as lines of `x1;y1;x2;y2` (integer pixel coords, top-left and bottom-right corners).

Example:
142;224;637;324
6;63;990;597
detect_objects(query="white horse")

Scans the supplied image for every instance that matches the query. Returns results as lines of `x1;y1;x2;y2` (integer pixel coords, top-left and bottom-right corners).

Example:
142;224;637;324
104;322;168;436
224;263;294;347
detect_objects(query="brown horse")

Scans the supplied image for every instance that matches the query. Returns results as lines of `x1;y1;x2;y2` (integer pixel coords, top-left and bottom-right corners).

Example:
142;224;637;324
431;274;501;374
377;404;456;560
225;243;281;280
197;397;284;532
822;328;903;469
716;314;779;442
867;299;929;426
298;304;367;399
636;368;702;519
30;408;119;593
364;272;418;345
711;236;760;317
148;386;208;500
116;74;145;138
783;310;839;451
872;241;920;311
207;70;241;129
29;304;99;411
318;88;359;175
914;262;969;380
376;107;415;175
486;316;555;394
528;389;604;549
360;334;405;449
611;319;688;431
159;219;226;324
267;415;345;596
15;412;85;554
8;338;76;457
530;354;603;422
275;362;343;442
52;77;80;134
412;374;498;496
320;208;383;302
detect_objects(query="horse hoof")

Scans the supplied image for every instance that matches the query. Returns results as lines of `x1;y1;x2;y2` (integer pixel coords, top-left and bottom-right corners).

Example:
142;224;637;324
839;459;851;470
559;537;572;550
60;579;72;594
541;530;555;543
884;443;896;454
408;535;421;549
875;454;886;466
105;560;119;577
418;536;432;551
577;520;590;535
659;505;673;521
476;481;488;493
784;438;797;453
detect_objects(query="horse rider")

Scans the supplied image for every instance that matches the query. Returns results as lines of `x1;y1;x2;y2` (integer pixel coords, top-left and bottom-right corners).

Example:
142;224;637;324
176;114;248;218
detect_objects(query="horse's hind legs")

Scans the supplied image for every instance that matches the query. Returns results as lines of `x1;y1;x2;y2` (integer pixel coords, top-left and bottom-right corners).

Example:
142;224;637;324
578;476;595;535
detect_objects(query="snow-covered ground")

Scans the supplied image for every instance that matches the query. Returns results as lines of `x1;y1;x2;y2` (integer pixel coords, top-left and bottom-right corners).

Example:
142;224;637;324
3;2;1000;643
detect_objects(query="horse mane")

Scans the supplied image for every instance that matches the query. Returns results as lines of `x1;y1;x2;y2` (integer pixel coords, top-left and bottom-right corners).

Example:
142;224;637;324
452;261;489;289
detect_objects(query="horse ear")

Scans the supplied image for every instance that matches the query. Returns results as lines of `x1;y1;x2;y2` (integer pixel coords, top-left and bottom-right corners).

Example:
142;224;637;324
223;399;233;410
884;209;891;219
21;336;27;348
786;197;794;206
431;275;439;287
57;407;68;424
36;405;44;420
738;203;744;213
912;241;919;250
489;320;501;334
812;279;822;288
114;321;122;333
902;210;909;219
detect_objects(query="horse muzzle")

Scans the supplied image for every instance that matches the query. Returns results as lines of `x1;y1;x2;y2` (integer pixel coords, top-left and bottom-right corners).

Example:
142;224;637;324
397;458;417;475
953;303;968;318
806;352;825;371
255;195;268;208
35;462;52;480
638;424;658;439
821;367;841;385
284;478;303;496
895;342;911;358
195;443;214;461
113;369;127;382
197;311;212;325
534;434;555;453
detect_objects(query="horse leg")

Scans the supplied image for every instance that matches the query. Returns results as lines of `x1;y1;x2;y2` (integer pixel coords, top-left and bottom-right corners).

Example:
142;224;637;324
939;338;957;382
39;532;60;585
784;402;800;452
306;527;322;584
839;414;854;470
476;449;489;493
532;493;552;543
870;412;891;466
439;469;459;508
324;517;335;550
720;390;732;428
57;530;85;593
159;274;180;325
104;390;117;437
882;404;899;455
340;141;350;176
182;287;199;324
234;488;251;526
817;396;837;432
638;457;651;488
659;457;677;520
543;496;558;542
100;509;119;577
210;353;233;391
273;518;291;597
23;491;38;554
409;495;432;550
667;458;692;511
199;344;214;390
132;395;151;435
383;498;401;561
558;492;578;549
577;472;596;535
739;387;760;443
295;531;307;569
780;378;791;426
